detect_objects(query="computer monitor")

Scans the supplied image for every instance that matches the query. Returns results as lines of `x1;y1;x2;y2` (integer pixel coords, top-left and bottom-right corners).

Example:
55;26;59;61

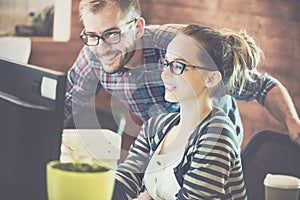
0;58;66;200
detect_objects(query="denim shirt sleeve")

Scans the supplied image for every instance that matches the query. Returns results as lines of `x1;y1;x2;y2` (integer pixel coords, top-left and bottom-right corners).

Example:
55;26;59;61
228;71;280;106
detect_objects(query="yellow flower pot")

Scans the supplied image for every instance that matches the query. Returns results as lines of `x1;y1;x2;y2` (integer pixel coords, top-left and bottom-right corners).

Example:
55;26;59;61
47;160;116;200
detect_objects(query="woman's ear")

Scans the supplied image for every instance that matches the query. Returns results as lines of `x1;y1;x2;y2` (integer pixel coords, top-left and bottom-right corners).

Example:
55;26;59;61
205;71;222;88
135;17;145;39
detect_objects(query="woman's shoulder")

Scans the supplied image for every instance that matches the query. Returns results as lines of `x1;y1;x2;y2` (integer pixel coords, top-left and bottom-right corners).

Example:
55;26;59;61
200;107;239;143
208;107;235;128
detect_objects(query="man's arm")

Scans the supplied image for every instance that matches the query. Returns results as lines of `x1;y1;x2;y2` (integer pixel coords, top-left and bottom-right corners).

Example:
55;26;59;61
264;82;300;144
64;46;102;119
229;71;300;144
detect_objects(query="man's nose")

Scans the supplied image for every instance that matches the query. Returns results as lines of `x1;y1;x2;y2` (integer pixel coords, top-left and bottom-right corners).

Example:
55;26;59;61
96;39;112;53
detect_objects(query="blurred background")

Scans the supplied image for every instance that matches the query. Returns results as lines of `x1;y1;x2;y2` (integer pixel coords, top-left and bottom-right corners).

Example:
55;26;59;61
0;0;54;36
0;0;299;149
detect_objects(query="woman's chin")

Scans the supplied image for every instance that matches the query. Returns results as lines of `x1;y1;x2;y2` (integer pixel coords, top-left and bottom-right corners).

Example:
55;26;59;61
164;94;178;103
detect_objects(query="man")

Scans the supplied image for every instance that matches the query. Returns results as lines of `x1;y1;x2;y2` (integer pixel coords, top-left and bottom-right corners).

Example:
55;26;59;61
65;0;300;157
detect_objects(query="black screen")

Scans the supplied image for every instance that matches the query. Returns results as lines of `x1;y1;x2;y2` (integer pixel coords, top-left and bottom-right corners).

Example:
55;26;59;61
0;58;66;200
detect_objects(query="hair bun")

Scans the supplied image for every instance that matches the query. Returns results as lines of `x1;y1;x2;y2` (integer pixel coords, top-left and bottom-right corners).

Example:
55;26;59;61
227;35;236;46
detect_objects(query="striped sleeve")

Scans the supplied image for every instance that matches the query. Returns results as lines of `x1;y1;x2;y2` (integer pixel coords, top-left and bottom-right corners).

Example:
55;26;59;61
177;110;247;199
112;113;176;199
112;125;150;199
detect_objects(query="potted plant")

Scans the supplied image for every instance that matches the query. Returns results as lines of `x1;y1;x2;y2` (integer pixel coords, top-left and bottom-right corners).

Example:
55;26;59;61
47;142;116;200
46;129;121;200
47;160;115;200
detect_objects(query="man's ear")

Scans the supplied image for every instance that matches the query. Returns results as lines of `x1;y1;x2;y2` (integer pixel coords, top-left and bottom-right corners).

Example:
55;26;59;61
135;17;145;39
205;71;222;88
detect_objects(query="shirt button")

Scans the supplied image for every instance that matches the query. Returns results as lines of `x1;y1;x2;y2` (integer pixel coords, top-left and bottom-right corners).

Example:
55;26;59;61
156;161;161;166
154;177;158;183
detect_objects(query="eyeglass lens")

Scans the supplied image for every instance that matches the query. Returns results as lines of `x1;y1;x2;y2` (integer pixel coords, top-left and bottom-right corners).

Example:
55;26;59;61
80;31;121;46
159;58;185;75
80;19;137;46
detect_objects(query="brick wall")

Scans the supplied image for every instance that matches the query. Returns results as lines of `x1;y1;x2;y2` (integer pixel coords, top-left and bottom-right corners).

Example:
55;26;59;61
139;0;300;148
29;0;300;148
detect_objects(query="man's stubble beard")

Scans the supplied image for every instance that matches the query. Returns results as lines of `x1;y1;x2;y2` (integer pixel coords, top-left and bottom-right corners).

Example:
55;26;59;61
100;43;137;74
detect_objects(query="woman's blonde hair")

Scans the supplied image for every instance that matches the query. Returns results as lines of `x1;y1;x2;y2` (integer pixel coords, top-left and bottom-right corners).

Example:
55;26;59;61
221;28;264;93
181;24;264;94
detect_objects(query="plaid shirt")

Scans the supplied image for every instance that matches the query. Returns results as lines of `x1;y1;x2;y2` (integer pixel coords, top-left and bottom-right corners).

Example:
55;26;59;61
65;24;279;138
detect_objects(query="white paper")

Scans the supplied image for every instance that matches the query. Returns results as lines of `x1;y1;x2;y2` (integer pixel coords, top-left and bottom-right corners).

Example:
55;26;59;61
0;37;31;63
41;76;57;100
60;129;122;168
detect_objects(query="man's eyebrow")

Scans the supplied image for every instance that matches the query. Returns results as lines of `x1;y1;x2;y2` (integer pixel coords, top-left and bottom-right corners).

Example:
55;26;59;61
84;27;121;35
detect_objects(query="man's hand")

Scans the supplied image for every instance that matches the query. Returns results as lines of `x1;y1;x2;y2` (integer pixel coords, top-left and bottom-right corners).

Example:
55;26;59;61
287;118;300;145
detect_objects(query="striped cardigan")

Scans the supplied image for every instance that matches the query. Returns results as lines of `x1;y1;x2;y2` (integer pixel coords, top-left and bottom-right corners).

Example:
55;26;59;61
113;107;247;200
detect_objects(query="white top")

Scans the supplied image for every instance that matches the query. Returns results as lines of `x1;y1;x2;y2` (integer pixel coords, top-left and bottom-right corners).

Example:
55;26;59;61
143;142;185;200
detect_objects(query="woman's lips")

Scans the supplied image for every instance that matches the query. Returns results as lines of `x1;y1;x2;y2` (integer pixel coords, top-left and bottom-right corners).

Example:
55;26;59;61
164;82;177;92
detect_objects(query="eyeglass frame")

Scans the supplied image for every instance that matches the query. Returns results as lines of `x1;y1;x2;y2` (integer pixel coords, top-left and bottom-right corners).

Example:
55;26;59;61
158;57;215;75
80;18;137;46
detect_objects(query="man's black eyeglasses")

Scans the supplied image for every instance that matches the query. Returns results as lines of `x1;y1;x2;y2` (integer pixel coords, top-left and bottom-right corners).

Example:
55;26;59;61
80;19;137;46
158;58;214;75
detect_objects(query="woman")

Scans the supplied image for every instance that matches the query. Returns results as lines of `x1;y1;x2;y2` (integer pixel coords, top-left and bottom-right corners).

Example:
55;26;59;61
112;24;261;199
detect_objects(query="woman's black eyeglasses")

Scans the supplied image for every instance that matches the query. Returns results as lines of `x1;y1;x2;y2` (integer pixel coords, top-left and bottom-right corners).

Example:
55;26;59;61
158;58;214;75
80;19;137;46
